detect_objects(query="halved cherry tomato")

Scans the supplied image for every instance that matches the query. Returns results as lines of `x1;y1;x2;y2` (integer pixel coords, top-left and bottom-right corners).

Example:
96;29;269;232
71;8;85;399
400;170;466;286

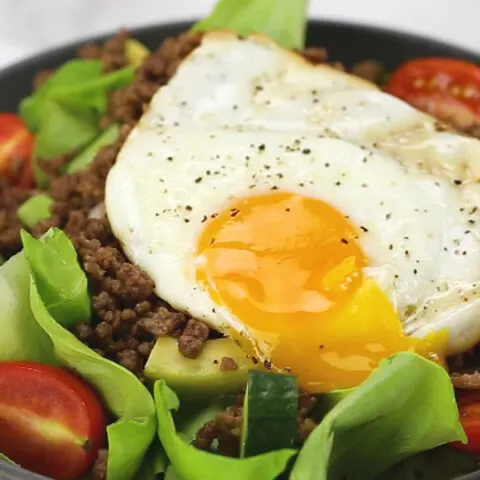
386;58;480;129
0;361;107;480
452;391;480;453
0;113;35;188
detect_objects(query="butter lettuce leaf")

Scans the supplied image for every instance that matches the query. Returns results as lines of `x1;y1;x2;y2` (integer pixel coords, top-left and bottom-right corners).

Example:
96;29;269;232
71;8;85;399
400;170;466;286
0;251;54;363
19;59;135;185
291;353;466;480
20;60;103;133
192;0;310;49
21;228;91;328
154;381;296;480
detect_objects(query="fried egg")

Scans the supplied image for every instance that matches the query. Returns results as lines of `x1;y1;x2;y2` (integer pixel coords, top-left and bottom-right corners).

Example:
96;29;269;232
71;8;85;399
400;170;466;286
106;32;480;393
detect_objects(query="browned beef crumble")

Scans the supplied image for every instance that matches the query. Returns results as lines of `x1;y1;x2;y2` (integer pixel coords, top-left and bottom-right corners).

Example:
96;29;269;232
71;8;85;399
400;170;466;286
78;29;130;73
350;59;386;84
220;356;239;371
0;180;33;258
194;392;319;456
92;449;108;480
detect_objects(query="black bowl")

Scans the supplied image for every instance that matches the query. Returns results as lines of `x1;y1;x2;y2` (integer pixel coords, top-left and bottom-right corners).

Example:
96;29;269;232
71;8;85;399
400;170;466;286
0;19;479;480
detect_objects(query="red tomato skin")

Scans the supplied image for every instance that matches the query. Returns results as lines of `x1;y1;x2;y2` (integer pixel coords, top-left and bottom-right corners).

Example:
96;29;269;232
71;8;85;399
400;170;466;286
452;392;480;453
0;113;35;188
386;58;480;127
0;361;107;480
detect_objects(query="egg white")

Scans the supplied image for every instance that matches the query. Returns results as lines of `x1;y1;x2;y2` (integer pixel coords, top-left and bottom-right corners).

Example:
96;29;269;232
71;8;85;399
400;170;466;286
106;32;480;356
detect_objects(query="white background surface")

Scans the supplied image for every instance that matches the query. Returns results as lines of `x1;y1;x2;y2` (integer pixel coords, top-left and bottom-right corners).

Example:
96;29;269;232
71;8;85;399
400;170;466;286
0;0;479;70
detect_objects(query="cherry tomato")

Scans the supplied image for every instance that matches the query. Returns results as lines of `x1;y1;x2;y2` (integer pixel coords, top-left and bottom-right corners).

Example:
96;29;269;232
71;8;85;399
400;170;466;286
0;113;35;188
0;361;107;480
452;391;480;453
386;58;480;129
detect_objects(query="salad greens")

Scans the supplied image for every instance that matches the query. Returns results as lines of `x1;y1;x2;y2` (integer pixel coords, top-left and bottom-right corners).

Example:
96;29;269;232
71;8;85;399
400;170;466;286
66;122;120;174
19;59;135;185
192;0;310;49
0;251;55;363
291;353;466;480
154;380;296;480
17;194;54;229
21;228;91;327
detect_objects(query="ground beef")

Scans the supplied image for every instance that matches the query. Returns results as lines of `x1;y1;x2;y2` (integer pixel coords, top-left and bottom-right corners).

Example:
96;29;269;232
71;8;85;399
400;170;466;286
194;391;318;456
92;449;108;480
78;29;129;73
194;404;243;457
105;31;202;127
178;319;210;359
350;59;386;83
0;181;33;258
220;357;238;371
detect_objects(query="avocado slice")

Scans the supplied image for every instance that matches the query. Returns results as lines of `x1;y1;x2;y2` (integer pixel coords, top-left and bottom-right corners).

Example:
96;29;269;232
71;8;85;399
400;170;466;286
145;337;257;398
17;194;54;229
126;39;150;67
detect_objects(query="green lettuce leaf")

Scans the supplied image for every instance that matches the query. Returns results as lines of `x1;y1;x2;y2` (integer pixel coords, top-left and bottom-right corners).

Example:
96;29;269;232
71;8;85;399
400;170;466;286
21;228;91;328
20;60;104;132
0;251;54;363
135;439;169;480
30;280;156;480
291;352;466;480
192;0;310;49
19;59;135;185
66;123;120;174
153;381;295;480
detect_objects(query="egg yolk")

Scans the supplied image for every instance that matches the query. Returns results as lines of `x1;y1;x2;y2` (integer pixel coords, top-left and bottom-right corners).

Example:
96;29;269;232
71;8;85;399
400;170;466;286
196;192;446;393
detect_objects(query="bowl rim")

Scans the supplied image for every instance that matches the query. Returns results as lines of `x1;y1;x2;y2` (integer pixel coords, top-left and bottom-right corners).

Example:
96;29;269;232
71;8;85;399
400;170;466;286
1;18;479;81
0;17;479;480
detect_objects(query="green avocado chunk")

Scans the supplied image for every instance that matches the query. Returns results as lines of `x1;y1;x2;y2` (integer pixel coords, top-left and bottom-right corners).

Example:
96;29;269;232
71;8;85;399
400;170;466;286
145;336;256;398
126;39;151;67
65;123;120;174
17;194;54;229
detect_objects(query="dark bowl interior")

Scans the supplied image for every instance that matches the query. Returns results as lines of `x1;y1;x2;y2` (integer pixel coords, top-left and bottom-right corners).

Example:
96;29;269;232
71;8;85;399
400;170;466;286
0;18;479;480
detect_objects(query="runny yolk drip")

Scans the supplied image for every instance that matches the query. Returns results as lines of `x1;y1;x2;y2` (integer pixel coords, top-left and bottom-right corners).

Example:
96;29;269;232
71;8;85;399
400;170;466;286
196;192;447;393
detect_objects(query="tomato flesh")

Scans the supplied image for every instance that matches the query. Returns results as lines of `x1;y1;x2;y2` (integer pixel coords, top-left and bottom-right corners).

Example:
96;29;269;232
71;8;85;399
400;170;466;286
386;58;480;129
0;361;107;480
452;391;480;453
0;113;35;188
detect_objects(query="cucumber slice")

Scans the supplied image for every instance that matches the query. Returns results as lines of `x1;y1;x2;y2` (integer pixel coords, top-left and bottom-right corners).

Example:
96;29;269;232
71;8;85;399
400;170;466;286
144;336;256;398
241;370;298;457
